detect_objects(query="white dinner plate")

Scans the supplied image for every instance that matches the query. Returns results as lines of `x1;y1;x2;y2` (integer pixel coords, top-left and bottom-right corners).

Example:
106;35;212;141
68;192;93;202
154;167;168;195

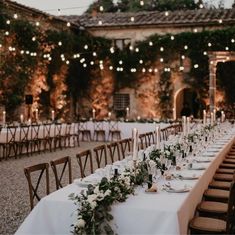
165;187;190;193
195;157;212;163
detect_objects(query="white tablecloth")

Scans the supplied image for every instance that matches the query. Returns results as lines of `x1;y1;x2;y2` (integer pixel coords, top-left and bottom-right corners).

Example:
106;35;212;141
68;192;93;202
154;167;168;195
15;132;235;235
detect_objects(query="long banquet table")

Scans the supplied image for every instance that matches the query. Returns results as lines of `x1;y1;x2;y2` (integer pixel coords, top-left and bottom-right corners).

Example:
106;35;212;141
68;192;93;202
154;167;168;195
15;128;235;235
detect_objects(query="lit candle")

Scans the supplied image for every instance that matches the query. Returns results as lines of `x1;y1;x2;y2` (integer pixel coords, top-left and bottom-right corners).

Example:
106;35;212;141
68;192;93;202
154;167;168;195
213;109;216;123
155;125;160;149
28;118;31;125
221;111;225;122
137;116;141;121
35;109;38;121
108;111;111;119
126;107;130;118
186;117;190;134
20;114;24;123
2;111;6;125
92;109;96;119
182;116;186;136
210;112;214;125
203;110;206;125
132;128;138;161
51;110;55;121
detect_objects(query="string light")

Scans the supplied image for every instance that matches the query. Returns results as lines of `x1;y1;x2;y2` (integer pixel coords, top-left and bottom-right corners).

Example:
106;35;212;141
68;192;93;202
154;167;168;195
140;0;144;6
99;6;104;12
92;52;97;57
160;47;164;52
36;22;40;26
58;41;62;46
184;45;188;50
154;68;158;73
130;17;135;22
98;20;102;25
32;36;36;41
231;39;235;43
135;47;139;52
142;68;146;73
199;4;203;9
129;45;133;50
149;41;153;46
84;45;88;50
170;35;175;40
90;61;94;65
218;19;223;24
208;42;212;47
6;20;10;25
83;63;87;67
194;64;199;68
165;11;169;16
139;59;143;64
66;22;71;27
225;47;229;51
110;47;115;53
13;14;18;19
193;28;198;33
119;60;123;65
109;66;113;70
203;51;207;55
160;58;164;62
179;66;184;71
5;31;9;36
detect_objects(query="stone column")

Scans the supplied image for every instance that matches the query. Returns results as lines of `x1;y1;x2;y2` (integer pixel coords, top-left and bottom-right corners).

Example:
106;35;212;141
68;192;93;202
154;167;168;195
209;59;217;112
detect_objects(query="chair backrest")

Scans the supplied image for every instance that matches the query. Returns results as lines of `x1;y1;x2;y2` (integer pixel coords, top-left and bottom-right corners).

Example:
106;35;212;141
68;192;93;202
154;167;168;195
139;133;147;149
78;121;88;131
119;138;131;159
30;124;40;141
54;123;62;137
108;121;119;131
19;125;30;142
76;150;93;178
65;123;72;135
50;156;72;190
145;132;154;147
93;121;104;131
43;124;52;138
6;126;17;143
107;142;121;162
93;145;108;168
226;181;235;233
24;163;49;210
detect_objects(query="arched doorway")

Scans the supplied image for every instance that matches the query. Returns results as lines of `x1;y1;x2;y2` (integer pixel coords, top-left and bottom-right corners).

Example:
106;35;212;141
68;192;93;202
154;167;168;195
174;88;200;119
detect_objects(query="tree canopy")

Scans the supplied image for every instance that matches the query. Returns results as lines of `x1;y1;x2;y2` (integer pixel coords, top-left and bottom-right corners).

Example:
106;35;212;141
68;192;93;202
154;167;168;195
86;0;200;13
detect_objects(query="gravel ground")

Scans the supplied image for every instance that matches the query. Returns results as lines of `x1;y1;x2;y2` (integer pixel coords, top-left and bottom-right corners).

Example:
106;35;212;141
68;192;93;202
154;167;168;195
0;141;109;235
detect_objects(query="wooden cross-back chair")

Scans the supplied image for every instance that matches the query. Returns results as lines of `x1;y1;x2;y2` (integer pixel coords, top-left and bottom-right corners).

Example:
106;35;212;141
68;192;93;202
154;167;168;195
139;133;148;150
24;163;50;210
93;121;106;142
50;156;72;190
42;124;53;152
107;142;121;163
30;124;40;154
145;132;154;147
53;123;62;150
18;125;30;156
78;121;91;141
2;125;18;159
76;150;93;178
64;123;72;147
108;121;121;141
93;144;108;168
119;138;132;159
189;181;235;234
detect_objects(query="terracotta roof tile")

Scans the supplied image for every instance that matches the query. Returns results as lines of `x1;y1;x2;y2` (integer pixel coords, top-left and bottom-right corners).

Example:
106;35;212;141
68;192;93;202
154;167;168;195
63;9;235;28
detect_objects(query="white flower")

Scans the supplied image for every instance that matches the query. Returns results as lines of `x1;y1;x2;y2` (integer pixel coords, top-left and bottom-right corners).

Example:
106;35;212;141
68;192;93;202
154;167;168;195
90;201;97;209
104;189;111;196
87;194;97;203
76;219;86;228
165;150;170;156
94;186;100;194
